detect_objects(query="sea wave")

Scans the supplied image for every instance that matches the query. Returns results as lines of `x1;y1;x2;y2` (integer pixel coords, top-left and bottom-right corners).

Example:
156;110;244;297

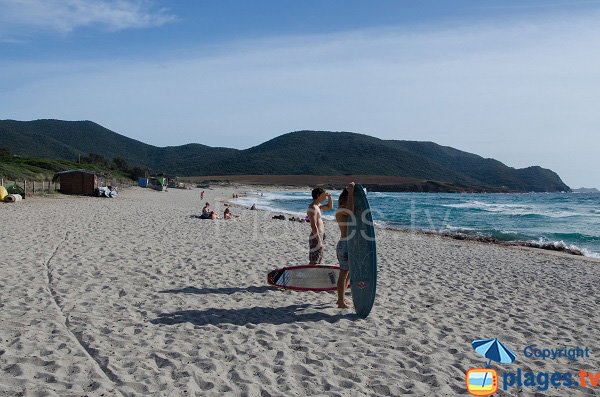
373;220;389;228
443;225;479;232
443;201;533;213
256;192;311;201
368;191;395;199
524;238;587;256
382;223;599;257
232;196;262;208
232;196;336;220
244;191;600;258
442;200;583;218
514;211;581;219
580;249;600;259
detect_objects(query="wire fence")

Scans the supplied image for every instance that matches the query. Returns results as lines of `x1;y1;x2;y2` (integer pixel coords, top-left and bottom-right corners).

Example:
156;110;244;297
0;177;135;197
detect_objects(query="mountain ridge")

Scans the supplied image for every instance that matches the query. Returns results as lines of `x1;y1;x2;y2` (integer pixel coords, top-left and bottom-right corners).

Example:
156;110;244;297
0;119;570;192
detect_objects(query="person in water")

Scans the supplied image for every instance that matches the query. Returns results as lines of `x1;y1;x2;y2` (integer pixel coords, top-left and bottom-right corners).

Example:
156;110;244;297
335;182;355;308
307;187;333;264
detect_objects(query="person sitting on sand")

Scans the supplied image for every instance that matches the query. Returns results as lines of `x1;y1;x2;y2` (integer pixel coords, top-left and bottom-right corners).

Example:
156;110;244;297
307;187;333;264
199;202;218;219
335;182;355;308
224;207;232;220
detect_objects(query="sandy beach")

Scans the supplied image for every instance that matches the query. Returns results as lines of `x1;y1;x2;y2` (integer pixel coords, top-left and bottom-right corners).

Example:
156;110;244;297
1;186;599;396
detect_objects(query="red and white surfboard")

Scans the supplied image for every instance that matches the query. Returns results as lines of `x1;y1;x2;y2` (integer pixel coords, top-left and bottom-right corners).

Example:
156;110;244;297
267;265;348;292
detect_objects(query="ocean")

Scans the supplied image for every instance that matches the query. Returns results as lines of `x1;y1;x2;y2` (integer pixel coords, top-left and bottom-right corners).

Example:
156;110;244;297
234;190;600;258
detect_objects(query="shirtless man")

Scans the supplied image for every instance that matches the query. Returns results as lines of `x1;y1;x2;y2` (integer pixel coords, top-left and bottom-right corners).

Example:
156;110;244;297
307;187;333;264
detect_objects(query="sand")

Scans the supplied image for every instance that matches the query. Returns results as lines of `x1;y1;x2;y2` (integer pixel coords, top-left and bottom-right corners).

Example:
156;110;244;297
0;187;599;396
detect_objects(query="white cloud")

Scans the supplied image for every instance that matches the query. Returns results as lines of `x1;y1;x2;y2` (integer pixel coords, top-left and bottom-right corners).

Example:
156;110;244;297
0;0;175;37
1;10;599;188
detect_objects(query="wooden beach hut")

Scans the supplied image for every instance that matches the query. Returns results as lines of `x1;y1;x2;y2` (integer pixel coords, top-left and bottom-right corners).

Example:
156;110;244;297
55;170;98;195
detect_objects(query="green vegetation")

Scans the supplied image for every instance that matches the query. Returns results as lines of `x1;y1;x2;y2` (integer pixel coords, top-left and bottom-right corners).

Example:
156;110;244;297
0;119;571;192
0;151;133;181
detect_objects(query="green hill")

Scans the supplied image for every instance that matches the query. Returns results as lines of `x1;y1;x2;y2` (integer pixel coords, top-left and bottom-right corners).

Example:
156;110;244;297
0;119;238;174
0;155;130;181
0;119;570;192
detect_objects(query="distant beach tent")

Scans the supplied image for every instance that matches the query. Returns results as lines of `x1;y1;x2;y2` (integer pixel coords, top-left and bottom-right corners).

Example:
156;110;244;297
138;177;149;188
55;169;99;195
472;338;517;367
148;176;167;191
4;184;25;198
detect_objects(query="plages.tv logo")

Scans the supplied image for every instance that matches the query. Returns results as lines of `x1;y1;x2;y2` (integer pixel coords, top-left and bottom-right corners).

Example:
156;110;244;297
466;338;517;396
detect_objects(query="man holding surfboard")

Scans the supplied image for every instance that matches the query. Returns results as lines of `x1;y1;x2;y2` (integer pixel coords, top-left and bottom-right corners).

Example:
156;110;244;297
335;182;355;308
307;188;333;264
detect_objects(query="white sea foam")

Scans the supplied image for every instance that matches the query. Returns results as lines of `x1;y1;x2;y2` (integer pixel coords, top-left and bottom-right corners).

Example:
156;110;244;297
369;192;390;198
260;192;311;201
373;220;389;228
444;224;478;231
443;201;531;212
442;200;582;218
499;230;520;236
232;193;335;219
525;238;600;257
232;196;261;208
580;248;600;259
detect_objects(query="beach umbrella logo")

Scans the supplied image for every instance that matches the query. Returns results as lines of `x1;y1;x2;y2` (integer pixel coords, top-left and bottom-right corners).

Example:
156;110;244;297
472;338;517;367
466;338;517;396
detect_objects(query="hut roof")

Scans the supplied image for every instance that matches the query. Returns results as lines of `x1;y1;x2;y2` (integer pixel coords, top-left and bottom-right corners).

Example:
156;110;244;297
55;169;96;175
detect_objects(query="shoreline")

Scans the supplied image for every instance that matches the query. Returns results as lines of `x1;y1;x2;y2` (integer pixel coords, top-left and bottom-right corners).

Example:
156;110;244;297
8;186;598;261
228;187;600;262
183;174;569;193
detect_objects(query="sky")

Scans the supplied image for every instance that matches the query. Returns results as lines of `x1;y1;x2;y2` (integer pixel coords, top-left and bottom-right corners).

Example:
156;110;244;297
1;0;599;188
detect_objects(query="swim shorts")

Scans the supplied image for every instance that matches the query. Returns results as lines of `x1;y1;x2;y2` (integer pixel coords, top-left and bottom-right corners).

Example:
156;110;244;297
308;233;325;263
336;239;349;271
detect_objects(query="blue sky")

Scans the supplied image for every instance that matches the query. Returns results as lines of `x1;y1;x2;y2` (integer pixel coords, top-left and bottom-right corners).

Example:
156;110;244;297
1;0;599;188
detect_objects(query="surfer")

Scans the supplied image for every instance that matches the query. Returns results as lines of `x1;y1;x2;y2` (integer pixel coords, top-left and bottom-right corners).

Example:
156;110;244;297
335;182;355;308
307;187;333;264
